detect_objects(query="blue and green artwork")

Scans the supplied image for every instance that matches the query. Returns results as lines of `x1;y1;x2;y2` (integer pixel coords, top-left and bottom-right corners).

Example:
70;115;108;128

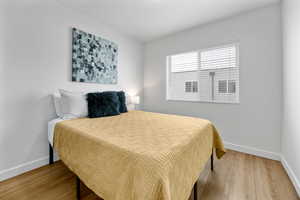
72;28;118;84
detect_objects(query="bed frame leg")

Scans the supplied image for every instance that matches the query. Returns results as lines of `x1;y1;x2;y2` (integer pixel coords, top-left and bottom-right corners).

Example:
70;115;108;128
211;149;214;171
76;177;81;200
194;181;198;200
49;143;54;165
193;149;214;200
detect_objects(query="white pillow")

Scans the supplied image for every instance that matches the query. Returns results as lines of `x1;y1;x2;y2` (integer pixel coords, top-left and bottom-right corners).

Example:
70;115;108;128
59;89;88;119
53;93;63;118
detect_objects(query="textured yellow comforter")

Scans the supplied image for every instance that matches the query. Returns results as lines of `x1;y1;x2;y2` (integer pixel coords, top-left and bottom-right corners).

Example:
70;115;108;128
54;110;225;200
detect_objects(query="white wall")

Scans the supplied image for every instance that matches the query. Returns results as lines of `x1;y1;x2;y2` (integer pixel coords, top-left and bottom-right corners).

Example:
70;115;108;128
282;0;300;195
0;0;143;179
144;4;282;156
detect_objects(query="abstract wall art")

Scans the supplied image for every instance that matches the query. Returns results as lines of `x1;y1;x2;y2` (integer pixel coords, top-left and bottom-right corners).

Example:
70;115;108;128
72;28;118;84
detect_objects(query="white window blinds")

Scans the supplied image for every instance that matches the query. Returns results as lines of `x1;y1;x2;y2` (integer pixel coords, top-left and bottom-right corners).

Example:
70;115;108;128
170;51;199;73
167;44;239;104
200;46;237;70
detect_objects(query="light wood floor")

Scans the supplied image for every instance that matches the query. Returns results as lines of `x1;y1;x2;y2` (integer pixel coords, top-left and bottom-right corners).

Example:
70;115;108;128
0;150;299;200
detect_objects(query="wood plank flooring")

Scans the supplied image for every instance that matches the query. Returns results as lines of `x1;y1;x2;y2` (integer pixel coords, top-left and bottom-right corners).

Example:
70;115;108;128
0;150;299;200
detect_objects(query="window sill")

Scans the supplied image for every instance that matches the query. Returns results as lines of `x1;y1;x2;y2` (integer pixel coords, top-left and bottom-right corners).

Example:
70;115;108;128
166;99;240;105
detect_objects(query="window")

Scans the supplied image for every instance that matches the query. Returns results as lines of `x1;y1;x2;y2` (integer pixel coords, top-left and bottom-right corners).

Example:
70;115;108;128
218;80;227;93
228;80;236;93
192;81;198;93
218;80;236;94
167;44;239;103
185;81;198;93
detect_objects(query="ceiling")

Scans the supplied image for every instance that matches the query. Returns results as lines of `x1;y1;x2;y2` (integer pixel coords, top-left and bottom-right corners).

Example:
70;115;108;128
57;0;280;42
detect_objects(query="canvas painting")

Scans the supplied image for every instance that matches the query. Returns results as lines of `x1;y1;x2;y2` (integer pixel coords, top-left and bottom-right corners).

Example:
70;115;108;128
72;28;118;84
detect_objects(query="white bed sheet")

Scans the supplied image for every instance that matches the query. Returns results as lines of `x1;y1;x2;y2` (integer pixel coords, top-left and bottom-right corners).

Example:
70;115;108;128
48;118;65;147
48;104;136;147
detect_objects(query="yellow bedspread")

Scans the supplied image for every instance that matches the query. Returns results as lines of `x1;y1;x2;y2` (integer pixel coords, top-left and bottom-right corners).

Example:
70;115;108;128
54;110;225;200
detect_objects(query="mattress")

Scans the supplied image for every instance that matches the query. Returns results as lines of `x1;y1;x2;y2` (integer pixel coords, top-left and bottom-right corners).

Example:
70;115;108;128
48;118;65;146
53;110;226;200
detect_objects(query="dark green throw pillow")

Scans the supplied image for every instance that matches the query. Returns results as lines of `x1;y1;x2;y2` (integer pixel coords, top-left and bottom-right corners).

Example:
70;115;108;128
87;92;120;118
117;91;128;113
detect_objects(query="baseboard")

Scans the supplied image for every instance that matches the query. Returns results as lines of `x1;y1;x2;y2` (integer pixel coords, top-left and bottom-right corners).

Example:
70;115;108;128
281;156;300;197
0;153;59;181
0;156;49;181
224;141;281;161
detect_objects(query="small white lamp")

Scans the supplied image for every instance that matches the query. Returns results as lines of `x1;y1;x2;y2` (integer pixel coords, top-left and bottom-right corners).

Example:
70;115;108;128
131;96;140;105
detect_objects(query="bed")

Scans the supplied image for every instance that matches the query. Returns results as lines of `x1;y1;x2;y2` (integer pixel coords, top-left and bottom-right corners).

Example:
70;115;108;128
49;110;225;200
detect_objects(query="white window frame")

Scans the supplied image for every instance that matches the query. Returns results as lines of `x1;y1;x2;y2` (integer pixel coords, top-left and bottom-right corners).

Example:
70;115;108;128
166;43;240;104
